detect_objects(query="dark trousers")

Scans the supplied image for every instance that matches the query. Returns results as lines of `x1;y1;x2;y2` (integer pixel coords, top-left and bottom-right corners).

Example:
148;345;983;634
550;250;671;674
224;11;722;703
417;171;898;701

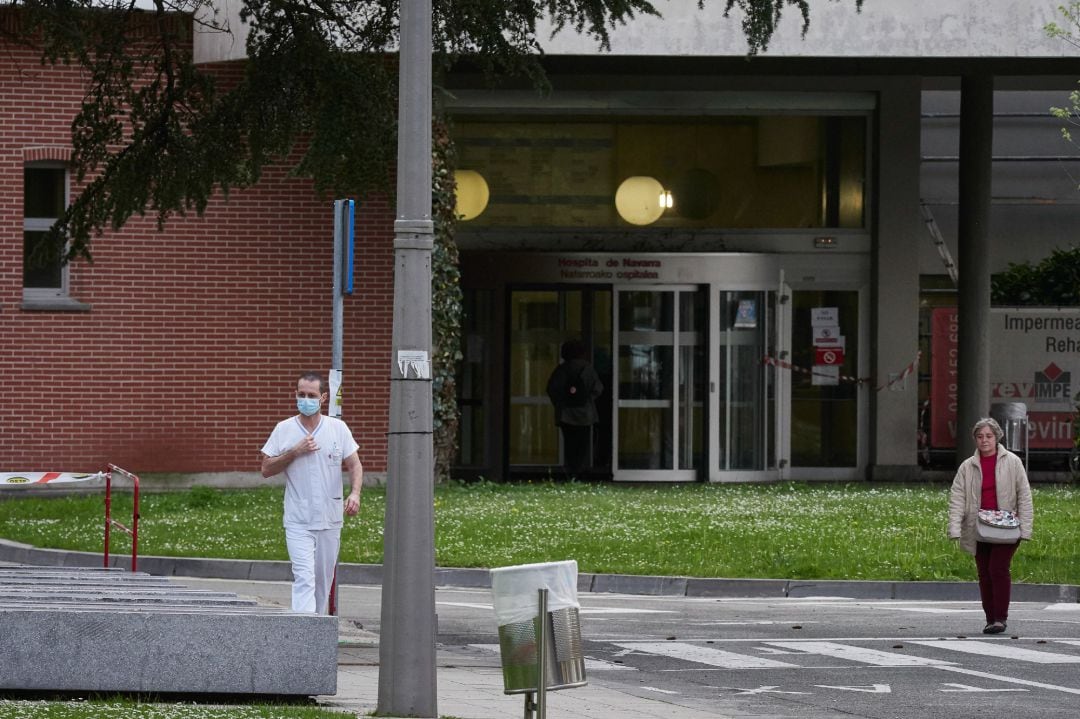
975;540;1020;623
559;423;592;476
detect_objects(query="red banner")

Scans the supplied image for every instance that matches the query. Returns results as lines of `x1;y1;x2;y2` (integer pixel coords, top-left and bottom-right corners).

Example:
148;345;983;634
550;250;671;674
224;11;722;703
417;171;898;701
929;307;1076;450
930;308;959;446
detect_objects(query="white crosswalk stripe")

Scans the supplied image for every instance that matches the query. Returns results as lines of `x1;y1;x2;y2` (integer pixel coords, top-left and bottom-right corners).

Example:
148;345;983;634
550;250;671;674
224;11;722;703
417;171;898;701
470;638;1080;674
762;641;954;666
612;642;798;669
909;640;1080;664
467;644;637;671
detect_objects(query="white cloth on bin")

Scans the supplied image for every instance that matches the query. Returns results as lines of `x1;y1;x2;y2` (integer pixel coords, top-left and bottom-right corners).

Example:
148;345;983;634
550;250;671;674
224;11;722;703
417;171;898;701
490;560;579;627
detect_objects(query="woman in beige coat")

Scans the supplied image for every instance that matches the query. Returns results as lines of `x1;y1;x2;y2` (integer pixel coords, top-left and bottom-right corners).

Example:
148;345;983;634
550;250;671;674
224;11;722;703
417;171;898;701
948;417;1034;635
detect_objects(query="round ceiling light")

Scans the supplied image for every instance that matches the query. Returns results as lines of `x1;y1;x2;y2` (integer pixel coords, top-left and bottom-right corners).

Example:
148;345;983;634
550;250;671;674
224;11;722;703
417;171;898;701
454;170;490;221
615;176;667;226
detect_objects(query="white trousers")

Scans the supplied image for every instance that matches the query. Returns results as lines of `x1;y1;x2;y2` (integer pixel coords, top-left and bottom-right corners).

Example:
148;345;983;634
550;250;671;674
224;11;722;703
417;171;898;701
284;526;341;614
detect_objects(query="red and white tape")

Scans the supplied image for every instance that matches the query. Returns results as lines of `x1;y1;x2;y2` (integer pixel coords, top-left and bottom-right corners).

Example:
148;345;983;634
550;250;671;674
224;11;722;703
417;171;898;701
763;351;921;392
0;471;106;486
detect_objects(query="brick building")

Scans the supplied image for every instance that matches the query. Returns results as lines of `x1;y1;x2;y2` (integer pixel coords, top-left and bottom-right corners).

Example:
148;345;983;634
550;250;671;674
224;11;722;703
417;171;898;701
4;1;1080;482
2;31;396;477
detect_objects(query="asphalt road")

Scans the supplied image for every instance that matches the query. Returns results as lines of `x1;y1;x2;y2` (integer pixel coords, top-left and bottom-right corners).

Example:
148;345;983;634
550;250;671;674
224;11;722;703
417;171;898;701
186;578;1080;719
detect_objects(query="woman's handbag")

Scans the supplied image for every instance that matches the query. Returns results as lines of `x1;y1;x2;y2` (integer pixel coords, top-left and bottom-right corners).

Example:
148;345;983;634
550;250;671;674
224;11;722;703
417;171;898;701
976;509;1021;544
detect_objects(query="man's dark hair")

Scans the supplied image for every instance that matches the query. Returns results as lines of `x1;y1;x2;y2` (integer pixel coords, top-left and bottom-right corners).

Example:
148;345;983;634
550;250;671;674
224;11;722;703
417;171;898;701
298;371;326;395
560;339;587;362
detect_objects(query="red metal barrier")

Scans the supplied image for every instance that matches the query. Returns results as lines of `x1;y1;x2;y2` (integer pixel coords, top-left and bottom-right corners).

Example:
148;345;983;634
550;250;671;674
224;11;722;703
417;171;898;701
103;464;140;572
329;568;338;615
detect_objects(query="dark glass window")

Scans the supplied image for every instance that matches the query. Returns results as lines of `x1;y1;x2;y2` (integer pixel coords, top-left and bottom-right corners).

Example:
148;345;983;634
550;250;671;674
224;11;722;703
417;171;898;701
453;115;866;230
23;167;66;291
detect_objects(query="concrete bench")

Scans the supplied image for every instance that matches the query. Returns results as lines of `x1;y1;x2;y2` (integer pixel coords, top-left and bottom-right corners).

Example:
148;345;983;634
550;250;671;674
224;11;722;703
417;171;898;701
0;565;337;695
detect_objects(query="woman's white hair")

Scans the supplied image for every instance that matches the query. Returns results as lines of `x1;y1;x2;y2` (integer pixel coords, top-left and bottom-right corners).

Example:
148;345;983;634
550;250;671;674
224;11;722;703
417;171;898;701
972;417;1004;441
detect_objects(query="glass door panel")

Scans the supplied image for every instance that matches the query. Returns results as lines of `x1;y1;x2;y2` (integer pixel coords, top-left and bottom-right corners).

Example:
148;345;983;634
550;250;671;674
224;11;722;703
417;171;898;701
457;289;492;468
717;291;771;470
591;292;614;472
614;287;705;481
790;290;859;467
618;344;673;469
679;291;706;470
508;291;578;465
507;288;612;473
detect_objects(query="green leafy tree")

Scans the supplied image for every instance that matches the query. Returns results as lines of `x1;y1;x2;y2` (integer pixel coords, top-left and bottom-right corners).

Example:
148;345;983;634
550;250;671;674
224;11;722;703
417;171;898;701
991;247;1080;306
4;0;859;479
1047;2;1080;171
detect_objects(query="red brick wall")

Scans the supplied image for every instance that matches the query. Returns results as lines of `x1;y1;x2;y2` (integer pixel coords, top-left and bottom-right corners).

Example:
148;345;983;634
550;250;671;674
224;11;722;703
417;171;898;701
0;46;395;474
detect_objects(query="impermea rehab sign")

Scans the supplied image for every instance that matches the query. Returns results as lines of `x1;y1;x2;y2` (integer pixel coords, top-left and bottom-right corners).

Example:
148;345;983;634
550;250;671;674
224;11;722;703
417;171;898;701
930;307;1079;449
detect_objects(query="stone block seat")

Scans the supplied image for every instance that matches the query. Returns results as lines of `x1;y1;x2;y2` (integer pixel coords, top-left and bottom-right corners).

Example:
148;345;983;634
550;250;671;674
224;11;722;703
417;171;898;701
0;565;336;696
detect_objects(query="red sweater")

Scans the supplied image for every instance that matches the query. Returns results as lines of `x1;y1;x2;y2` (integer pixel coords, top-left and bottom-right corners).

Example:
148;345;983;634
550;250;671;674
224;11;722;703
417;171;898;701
979;453;998;510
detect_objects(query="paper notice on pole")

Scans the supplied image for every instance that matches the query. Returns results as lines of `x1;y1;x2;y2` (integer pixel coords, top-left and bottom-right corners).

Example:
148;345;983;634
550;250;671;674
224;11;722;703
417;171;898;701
328;369;343;418
397;350;431;379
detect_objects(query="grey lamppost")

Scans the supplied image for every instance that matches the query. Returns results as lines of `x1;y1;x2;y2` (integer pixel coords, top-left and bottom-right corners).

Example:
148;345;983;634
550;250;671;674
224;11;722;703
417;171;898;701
376;0;438;715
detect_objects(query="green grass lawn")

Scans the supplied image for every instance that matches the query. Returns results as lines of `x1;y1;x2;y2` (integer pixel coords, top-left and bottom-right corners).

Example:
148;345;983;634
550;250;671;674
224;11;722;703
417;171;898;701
1;481;1078;584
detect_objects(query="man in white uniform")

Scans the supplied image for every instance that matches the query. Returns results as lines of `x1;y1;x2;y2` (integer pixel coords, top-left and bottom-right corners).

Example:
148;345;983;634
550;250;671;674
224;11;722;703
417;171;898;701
261;371;363;614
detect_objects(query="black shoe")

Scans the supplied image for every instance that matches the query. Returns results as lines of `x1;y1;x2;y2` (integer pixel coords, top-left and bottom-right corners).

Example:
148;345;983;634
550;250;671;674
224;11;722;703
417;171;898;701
987;621;1006;634
982;623;994;634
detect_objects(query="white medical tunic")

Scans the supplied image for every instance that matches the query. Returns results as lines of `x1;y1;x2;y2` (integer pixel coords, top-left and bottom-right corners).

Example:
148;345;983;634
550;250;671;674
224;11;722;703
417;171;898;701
262;415;359;530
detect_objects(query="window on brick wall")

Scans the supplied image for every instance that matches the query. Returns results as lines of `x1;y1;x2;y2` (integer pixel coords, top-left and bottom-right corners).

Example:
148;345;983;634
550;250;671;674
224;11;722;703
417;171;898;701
23;164;69;301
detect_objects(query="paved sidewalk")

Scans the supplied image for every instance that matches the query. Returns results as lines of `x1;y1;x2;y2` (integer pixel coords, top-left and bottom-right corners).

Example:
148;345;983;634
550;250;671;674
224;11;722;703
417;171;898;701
171;576;761;719
5;540;1080;719
326;643;730;719
186;578;741;719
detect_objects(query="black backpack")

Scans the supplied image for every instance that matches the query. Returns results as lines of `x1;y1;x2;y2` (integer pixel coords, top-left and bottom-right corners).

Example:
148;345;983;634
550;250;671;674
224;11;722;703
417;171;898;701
563;365;589;408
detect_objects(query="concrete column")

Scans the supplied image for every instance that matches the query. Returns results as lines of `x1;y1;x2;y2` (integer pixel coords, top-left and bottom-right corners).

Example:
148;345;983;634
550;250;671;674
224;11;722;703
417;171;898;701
956;75;994;462
870;77;923;480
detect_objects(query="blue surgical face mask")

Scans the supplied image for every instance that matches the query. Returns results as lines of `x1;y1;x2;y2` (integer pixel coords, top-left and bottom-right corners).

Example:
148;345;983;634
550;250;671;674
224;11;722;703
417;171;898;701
297;397;321;417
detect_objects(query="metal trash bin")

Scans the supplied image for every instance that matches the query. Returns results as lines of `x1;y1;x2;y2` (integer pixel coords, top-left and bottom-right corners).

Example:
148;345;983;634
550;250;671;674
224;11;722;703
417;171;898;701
990;402;1029;465
490;560;587;694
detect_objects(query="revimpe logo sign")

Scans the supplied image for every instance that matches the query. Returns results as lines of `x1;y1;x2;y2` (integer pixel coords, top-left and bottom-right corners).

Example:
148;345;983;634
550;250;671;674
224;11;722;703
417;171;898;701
930;308;1078;449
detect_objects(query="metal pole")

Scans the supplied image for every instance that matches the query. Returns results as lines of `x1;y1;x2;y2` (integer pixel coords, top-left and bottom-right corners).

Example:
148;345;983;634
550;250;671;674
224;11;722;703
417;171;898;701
103;472;112;569
536;588;548;719
377;0;437;715
956;74;994;463
330;201;344;617
332;200;344;377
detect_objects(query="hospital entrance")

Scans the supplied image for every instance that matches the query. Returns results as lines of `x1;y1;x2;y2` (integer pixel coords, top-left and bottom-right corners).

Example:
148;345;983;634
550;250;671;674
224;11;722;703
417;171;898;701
459;252;868;482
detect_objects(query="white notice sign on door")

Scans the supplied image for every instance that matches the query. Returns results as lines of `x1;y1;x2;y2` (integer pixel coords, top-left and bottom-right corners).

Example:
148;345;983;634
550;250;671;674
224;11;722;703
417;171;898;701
811;307;839;326
811;365;840;386
812;326;843;346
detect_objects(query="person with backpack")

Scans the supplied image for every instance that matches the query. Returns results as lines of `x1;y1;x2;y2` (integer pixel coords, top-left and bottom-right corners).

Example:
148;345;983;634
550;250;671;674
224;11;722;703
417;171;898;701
546;339;604;476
